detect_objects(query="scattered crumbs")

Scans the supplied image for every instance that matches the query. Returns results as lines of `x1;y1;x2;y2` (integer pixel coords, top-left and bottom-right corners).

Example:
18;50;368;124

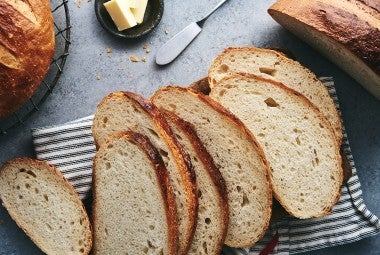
97;73;101;80
74;0;82;8
106;48;112;53
164;29;169;35
142;57;147;62
145;48;151;53
143;44;151;53
130;55;140;62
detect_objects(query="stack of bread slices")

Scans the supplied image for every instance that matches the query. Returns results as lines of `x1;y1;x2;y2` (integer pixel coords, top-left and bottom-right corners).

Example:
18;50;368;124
0;46;344;255
90;46;343;254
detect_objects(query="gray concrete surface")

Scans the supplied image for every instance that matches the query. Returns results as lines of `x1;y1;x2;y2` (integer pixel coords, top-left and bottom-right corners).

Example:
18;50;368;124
0;0;379;254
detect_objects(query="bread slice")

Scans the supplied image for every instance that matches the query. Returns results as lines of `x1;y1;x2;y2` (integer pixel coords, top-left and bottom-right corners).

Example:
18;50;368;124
92;131;177;255
208;46;342;144
210;73;343;218
0;158;92;255
92;91;197;255
268;0;380;100
151;86;272;248
162;110;229;255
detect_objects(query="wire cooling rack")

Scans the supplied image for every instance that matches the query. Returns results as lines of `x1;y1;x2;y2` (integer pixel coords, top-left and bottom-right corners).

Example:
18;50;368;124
0;0;71;135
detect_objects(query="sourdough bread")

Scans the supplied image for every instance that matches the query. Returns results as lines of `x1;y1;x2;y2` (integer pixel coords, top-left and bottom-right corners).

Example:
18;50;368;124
151;86;272;248
92;92;197;255
268;0;380;100
208;47;342;144
210;73;343;218
162;110;229;255
0;158;92;255
0;0;55;120
92;131;177;255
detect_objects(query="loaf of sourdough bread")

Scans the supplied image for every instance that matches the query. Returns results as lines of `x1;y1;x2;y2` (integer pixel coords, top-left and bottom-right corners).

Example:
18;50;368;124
0;0;55;120
92;131;177;255
210;73;343;218
0;158;92;255
268;0;380;100
162;110;229;255
208;47;342;144
92;92;197;255
152;86;272;248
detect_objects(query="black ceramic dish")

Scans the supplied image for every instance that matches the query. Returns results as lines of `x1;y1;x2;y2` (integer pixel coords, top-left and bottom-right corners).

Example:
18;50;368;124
95;0;164;39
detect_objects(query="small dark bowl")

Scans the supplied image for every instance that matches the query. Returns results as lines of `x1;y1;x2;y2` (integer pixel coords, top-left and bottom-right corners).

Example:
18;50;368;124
95;0;164;39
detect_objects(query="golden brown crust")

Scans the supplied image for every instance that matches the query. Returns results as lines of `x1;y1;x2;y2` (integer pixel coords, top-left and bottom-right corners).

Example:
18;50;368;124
218;72;343;218
161;110;229;254
152;86;273;247
0;0;55;119
93;131;178;255
0;158;92;255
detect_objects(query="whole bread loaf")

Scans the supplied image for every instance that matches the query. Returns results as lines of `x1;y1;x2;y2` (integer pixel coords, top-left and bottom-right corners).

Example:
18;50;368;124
0;0;55;120
208;47;343;144
210;73;343;218
268;0;380;99
92;131;177;255
92;91;197;255
152;86;272;248
0;158;92;255
162;110;229;255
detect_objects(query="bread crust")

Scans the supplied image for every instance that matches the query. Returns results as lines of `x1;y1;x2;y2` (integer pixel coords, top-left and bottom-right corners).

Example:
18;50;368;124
152;86;273;248
216;72;343;218
161;110;229;255
92;131;178;255
92;91;197;255
0;158;92;255
0;0;55;119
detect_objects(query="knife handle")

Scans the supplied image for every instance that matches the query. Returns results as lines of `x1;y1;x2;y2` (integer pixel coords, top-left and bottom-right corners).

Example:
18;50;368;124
155;22;202;65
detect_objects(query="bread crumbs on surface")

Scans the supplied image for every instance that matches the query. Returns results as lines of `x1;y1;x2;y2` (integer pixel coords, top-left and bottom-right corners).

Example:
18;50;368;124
106;48;112;53
97;73;101;80
165;29;169;35
130;55;140;62
74;0;82;8
142;57;147;62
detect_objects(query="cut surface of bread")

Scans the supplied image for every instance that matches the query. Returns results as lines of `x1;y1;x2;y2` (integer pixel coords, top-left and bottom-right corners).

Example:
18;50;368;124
268;0;380;100
162;110;229;255
92;91;197;255
152;86;272;248
210;73;343;218
92;131;177;255
208;46;342;143
0;158;92;255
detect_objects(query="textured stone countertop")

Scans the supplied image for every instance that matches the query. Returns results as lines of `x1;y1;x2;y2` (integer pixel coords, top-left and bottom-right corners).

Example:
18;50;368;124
0;0;379;254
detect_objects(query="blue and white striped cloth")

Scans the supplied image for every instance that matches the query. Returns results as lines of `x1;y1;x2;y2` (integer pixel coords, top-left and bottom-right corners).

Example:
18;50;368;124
31;78;380;254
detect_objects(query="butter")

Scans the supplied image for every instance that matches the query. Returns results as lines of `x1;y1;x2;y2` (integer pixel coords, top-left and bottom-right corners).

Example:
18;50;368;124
126;0;138;8
104;0;137;31
131;0;148;24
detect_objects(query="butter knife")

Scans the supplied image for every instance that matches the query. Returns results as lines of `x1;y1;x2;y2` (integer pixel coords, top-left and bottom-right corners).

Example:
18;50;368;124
155;0;229;65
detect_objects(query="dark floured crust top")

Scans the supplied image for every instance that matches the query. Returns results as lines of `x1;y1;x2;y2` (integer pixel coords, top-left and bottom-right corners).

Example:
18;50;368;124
0;158;92;255
161;109;229;255
93;131;178;255
216;73;343;218
0;0;55;119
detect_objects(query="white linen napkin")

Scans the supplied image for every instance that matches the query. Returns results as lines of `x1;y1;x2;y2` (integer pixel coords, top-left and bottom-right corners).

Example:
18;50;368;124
31;78;380;254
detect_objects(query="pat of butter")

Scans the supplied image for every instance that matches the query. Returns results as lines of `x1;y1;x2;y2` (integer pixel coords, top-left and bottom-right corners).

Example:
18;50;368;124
131;0;148;24
104;0;137;31
126;0;138;8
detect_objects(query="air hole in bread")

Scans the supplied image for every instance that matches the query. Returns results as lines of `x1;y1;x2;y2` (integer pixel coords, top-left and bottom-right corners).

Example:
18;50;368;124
205;218;211;224
218;64;229;73
80;217;84;225
158;149;168;159
300;198;305;203
242;193;249;207
296;136;301;145
236;186;242;192
319;123;324;128
264;97;279;107
79;248;85;253
104;228;108;236
105;162;111;169
168;103;176;110
46;223;53;231
18;195;23;199
330;175;335;180
107;144;114;149
149;225;155;230
259;67;276;76
19;168;26;173
198;190;202;198
147;128;159;138
175;134;183;141
143;247;149;254
103;117;108;123
258;133;265;137
202;242;208;253
70;221;75;225
237;163;242;169
252;185;257;190
26;170;37;177
44;194;49;202
218;89;226;97
25;183;30;189
16;185;20;190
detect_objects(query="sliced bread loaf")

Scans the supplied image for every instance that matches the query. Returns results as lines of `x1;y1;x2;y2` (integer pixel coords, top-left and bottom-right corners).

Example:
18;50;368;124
92;131;177;255
151;86;272;248
0;158;92;255
92;92;197;255
210;73;343;218
162;110;229;255
208;46;342;144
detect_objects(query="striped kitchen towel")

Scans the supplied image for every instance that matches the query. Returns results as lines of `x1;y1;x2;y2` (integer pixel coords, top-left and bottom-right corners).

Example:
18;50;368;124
31;77;380;254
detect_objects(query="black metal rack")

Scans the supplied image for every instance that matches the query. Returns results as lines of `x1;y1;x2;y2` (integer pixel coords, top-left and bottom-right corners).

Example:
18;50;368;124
0;0;71;135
